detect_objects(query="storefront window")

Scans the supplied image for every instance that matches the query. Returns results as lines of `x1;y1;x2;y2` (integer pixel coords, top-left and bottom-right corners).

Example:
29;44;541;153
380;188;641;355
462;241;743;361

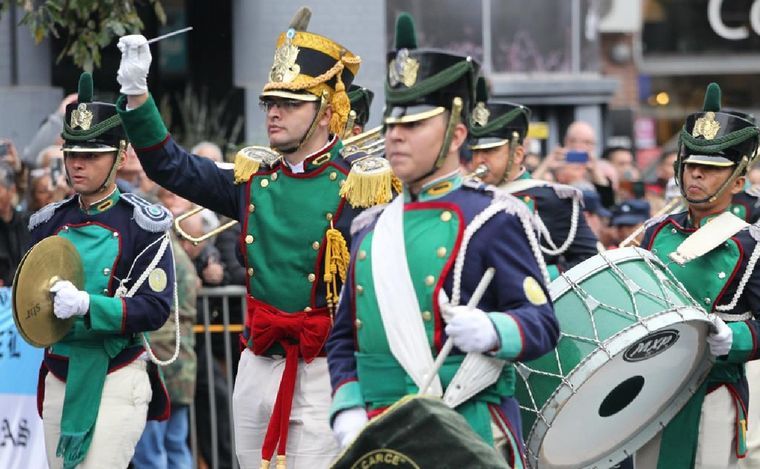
490;0;599;73
386;0;484;64
643;0;760;55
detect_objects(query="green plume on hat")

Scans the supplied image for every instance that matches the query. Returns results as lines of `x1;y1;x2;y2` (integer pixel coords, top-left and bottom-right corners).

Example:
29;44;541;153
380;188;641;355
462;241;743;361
475;77;488;103
702;82;721;112
78;72;93;103
395;12;417;49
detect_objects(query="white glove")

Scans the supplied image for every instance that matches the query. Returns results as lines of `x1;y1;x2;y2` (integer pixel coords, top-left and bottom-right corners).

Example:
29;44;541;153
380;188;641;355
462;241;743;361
442;304;499;353
333;407;368;448
117;34;152;95
50;280;90;319
706;314;733;357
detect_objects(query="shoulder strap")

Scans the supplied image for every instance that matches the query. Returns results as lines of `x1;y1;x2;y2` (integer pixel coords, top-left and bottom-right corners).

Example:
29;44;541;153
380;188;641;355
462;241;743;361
28;196;76;231
120;192;173;233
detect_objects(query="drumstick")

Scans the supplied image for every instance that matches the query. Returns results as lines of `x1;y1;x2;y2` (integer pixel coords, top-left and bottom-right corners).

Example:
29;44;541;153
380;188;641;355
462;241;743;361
420;267;496;395
146;27;193;45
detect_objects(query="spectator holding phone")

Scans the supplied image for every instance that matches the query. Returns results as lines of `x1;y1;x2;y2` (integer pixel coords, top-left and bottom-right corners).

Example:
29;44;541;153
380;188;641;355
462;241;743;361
534;121;616;207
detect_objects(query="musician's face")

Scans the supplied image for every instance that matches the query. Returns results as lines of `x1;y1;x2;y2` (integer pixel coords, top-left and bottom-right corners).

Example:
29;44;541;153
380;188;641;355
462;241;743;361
385;113;466;185
64;151;120;194
262;98;320;150
471;144;525;185
682;163;743;206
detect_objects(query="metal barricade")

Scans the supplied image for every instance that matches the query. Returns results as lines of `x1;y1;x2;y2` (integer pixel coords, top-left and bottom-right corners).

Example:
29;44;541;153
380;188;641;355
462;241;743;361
190;285;247;469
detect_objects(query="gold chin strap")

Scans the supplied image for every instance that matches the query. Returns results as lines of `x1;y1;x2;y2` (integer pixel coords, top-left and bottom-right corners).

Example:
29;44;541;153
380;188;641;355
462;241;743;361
299;90;330;151
499;131;521;185
433;97;464;170
103;140;127;189
342;110;357;140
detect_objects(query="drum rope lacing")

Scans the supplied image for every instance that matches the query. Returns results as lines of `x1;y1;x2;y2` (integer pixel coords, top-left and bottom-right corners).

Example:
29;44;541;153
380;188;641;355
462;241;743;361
516;250;698;429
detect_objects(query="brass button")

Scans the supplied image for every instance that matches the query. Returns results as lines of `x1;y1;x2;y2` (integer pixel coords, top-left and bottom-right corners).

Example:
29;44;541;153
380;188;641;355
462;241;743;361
356;284;364;295
440;211;452;222
358;250;367;260
248;204;255;213
704;297;711;304
425;275;435;287
718;272;726;279
247;267;254;276
304;306;312;312
103;268;111;276
245;234;254;244
102;288;109;294
312;241;320;251
260;179;269;188
355;319;362;329
271;173;278;181
308;273;316;283
112;232;119;237
436;247;447;258
326;212;333;221
329;171;338;181
422;311;432;321
523;196;531;203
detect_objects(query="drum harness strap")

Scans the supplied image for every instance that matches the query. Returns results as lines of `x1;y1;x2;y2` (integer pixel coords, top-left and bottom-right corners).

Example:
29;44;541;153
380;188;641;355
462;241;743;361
668;212;758;321
372;195;443;396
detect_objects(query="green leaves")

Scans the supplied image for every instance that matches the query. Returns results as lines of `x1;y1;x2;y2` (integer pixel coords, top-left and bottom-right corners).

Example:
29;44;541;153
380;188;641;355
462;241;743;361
1;0;166;70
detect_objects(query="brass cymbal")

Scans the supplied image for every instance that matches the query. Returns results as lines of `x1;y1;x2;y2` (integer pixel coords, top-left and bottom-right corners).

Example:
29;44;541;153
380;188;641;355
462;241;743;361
12;236;84;347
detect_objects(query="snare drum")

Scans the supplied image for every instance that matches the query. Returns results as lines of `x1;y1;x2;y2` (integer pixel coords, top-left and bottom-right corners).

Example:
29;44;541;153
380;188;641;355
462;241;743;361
515;247;713;468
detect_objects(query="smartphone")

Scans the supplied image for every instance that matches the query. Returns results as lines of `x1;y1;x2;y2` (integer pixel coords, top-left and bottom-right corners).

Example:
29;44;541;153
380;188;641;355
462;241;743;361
565;150;589;164
0;143;8;157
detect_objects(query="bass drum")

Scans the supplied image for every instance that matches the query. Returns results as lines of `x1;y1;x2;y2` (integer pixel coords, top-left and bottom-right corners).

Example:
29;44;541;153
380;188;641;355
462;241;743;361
515;247;713;468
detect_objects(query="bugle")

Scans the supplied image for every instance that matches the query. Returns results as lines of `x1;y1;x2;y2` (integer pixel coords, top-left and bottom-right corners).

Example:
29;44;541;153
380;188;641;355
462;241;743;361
174;207;238;245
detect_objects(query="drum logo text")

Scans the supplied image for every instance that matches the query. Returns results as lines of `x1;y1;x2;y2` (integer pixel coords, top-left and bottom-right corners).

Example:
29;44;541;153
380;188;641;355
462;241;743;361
623;329;680;362
351;449;420;469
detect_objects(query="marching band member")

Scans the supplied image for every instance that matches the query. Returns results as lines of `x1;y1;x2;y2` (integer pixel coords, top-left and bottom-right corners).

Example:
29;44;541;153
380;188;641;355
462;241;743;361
30;73;175;468
467;78;599;276
636;83;760;469
344;84;374;136
115;7;394;468
326;13;559;468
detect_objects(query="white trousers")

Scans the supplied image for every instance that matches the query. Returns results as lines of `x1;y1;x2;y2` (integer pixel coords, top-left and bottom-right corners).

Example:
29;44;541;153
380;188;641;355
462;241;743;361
232;349;339;469
741;360;760;468
43;359;152;469
635;386;737;469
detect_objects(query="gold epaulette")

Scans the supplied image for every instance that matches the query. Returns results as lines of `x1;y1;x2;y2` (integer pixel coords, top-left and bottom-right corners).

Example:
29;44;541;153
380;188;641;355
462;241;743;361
339;154;399;208
233;146;281;184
